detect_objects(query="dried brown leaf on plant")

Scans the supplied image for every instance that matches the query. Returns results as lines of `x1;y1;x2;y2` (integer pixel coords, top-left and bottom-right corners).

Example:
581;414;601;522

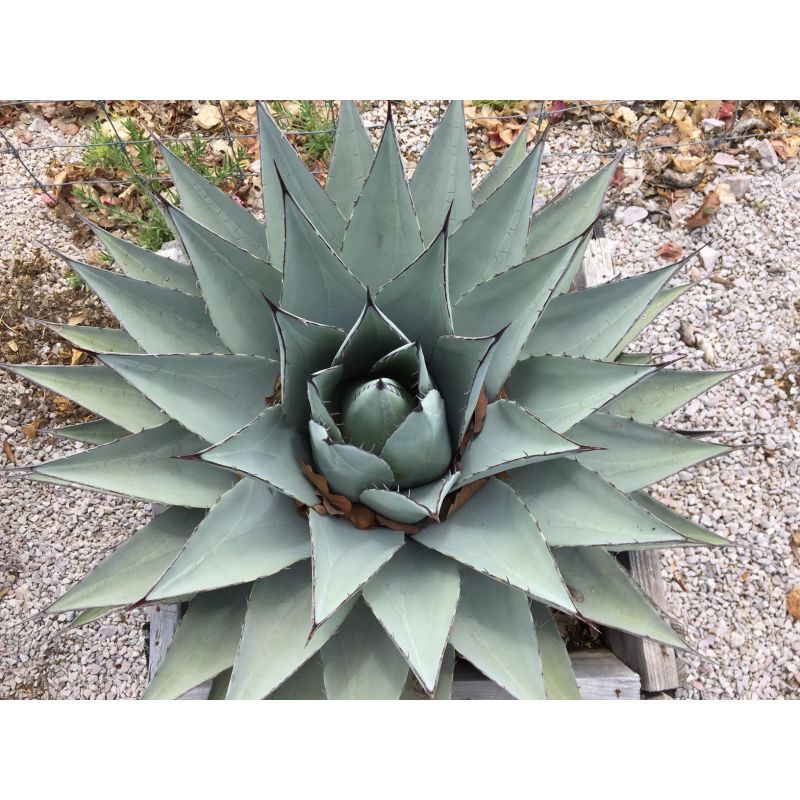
443;478;488;519
686;191;721;229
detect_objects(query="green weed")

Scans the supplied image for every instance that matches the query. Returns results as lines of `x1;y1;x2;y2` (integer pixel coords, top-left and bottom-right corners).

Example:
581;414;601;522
79;117;248;251
269;101;334;162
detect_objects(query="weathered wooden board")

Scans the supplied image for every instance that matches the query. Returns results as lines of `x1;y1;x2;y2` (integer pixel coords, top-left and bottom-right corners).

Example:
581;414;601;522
451;651;640;700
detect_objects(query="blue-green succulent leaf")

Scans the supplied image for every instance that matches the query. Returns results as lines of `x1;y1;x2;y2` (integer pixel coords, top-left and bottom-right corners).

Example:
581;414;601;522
158;143;270;262
87;219;199;295
340;110;424;289
369;341;433;396
609;283;693;359
309;510;404;625
435;645;457;699
453;235;584;396
59;255;225;355
409;100;472;243
505;355;656;433
258;102;345;266
69;607;116;628
375;220;453;357
510;459;686;547
630;491;732;547
143;584;250;700
458;400;583;484
326;100;375;219
34;421;236;507
572;413;733;492
208;668;232;700
148;479;310;599
199;406;318;507
617;352;655;366
309;420;396;502
34;320;140;354
4;364;165;432
100;354;277;443
449;568;546;699
271;305;346;430
50;419;130;445
523;261;685;361
358;489;432;524
226;561;349;700
530;601;580;699
307;387;342;443
340;377;414;453
600;369;735;425
280;188;366;328
552;547;686;648
48;506;202;612
362;543;461;693
472;120;530;205
526;154;620;264
360;471;461;524
268;654;327;700
448;139;544;299
379;390;452;488
430;332;500;444
417;477;574;611
166;204;282;357
332;296;409;379
321;598;409;699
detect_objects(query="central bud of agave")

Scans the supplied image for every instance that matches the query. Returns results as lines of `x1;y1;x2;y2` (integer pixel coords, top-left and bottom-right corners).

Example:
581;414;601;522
301;300;460;525
340;377;416;452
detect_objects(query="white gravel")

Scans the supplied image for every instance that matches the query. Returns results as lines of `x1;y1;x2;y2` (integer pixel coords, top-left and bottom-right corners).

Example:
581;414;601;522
1;101;798;699
0;116;151;699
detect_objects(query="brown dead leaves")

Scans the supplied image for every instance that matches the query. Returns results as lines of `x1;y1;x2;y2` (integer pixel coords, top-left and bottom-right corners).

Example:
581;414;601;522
465;102;540;154
2;439;16;465
193;103;223;131
686;191;721;229
300;462;421;534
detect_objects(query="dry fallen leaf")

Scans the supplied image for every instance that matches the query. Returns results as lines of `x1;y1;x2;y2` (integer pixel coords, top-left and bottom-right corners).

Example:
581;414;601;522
692;100;722;123
672;154;703;173
71;348;87;365
54;395;75;415
193;103;222;131
686;191;721;229
787;587;800;621
21;420;39;440
2;438;16;465
656;241;684;260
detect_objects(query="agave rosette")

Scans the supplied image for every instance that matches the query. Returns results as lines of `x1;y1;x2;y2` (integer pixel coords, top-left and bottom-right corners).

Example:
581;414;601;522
8;101;737;700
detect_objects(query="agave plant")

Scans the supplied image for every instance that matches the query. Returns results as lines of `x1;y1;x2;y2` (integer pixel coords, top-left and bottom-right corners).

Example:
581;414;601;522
8;100;736;700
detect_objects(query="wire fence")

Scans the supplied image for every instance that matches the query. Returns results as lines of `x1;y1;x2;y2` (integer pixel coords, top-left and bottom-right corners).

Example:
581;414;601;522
0;99;793;195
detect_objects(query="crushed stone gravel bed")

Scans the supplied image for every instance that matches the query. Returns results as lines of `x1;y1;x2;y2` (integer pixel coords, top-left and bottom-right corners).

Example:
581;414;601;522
1;101;798;699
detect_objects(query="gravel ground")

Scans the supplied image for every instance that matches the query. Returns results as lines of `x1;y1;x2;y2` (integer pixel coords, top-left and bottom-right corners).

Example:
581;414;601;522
1;101;798;699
